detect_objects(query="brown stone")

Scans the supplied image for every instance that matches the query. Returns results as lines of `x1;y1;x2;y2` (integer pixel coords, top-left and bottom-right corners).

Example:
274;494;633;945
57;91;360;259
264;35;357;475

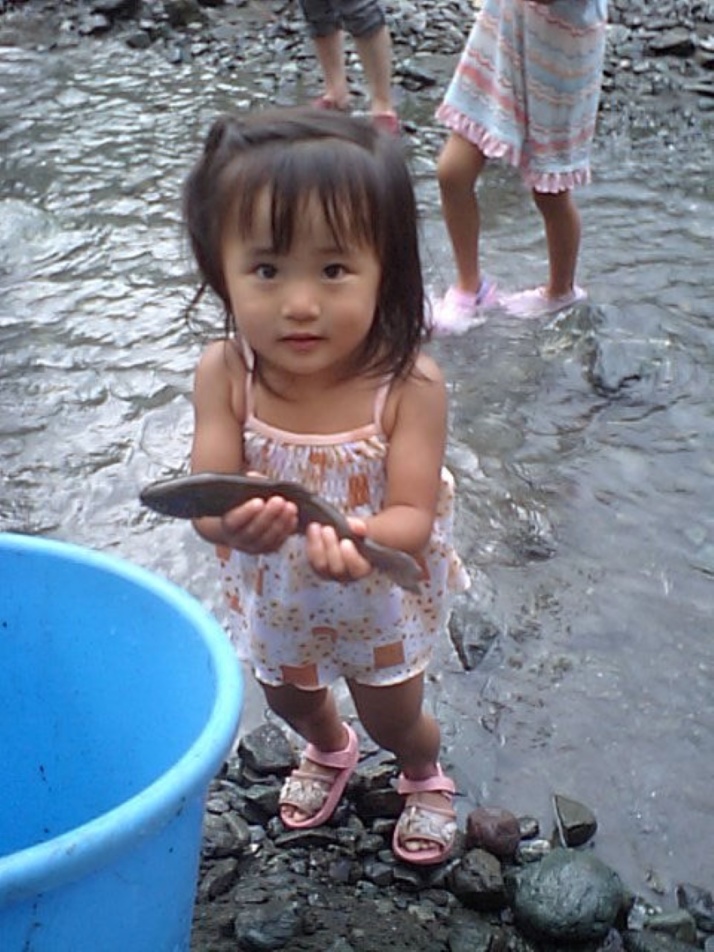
465;806;522;858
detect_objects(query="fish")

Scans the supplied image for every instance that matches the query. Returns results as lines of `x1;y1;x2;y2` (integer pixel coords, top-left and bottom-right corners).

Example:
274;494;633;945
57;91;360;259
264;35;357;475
140;472;423;594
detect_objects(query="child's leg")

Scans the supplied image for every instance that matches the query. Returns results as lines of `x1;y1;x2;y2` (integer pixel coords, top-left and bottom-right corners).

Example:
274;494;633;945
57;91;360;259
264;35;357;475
339;0;394;117
299;0;350;108
262;682;354;824
532;188;582;298
353;24;394;116
437;132;488;294
349;674;439;777
262;682;345;751
349;674;455;861
312;31;350;109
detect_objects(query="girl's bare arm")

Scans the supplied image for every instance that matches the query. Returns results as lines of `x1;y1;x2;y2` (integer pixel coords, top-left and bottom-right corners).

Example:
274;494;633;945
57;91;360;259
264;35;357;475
190;341;297;551
367;353;447;556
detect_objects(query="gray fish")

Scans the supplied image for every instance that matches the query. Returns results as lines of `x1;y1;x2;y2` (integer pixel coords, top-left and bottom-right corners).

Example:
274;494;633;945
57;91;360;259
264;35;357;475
140;472;423;594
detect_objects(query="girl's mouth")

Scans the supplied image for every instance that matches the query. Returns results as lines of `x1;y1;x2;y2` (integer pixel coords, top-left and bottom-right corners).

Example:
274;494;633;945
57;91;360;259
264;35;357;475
282;335;322;352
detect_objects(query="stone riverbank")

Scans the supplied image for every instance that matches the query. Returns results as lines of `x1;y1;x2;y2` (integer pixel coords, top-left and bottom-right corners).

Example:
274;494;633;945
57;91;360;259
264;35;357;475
190;721;714;951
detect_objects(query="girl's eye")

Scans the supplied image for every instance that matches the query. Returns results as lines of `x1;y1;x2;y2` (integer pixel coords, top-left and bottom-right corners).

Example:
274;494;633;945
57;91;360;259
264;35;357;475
324;263;346;279
255;263;277;279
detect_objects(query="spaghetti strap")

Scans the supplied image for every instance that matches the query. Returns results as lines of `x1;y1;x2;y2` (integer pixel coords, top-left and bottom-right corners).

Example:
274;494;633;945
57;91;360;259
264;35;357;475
373;381;391;432
244;369;254;420
240;337;256;420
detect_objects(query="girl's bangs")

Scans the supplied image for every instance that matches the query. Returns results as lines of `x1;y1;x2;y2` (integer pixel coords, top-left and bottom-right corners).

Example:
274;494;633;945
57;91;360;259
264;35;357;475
221;142;379;253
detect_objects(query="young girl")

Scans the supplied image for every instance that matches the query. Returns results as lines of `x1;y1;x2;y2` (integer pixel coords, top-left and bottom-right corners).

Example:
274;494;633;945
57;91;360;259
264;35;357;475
432;0;608;332
183;108;468;864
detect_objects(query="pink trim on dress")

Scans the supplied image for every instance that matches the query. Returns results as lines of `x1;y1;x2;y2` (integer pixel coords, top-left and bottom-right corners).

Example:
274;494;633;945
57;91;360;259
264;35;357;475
437;103;592;194
243;374;391;447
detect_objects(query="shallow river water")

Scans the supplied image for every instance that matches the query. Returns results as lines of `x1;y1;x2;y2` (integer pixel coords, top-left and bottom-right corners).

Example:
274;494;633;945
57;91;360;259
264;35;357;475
1;32;712;903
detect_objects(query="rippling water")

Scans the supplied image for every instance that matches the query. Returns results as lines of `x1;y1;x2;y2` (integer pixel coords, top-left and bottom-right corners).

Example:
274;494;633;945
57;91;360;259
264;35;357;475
1;29;712;900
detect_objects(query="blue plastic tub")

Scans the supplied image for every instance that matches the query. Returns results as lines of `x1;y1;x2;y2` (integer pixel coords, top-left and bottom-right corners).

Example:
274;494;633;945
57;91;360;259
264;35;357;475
0;533;243;952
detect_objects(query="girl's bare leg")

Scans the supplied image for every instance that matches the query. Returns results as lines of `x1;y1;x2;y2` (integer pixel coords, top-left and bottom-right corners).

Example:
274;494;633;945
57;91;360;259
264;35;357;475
349;674;450;855
532;188;581;297
353;24;394;116
312;31;350;108
261;682;349;822
437;132;487;293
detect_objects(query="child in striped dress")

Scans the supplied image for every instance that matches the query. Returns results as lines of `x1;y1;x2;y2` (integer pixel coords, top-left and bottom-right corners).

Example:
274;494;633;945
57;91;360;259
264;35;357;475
432;0;608;332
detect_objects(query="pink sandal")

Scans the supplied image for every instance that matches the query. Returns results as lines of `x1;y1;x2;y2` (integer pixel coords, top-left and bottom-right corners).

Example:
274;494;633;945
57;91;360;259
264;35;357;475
392;765;457;865
279;723;359;830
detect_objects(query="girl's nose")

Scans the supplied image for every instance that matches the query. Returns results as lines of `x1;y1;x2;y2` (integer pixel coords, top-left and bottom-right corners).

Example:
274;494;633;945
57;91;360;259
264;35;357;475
281;281;320;320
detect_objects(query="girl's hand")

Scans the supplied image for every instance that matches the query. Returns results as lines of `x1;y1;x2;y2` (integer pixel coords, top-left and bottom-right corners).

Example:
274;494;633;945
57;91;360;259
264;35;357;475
221;495;298;554
305;519;372;583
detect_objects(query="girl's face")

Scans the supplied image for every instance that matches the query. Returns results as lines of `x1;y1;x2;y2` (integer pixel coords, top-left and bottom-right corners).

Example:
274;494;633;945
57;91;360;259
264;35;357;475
221;189;382;384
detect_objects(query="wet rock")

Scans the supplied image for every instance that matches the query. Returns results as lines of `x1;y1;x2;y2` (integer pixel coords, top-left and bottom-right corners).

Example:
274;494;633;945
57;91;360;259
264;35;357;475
648;28;696;57
601;929;627;952
553;792;598;847
234;899;303;950
448;848;507;911
197;856;240;900
466;806;522;858
237;722;297;776
78;13;112;35
201;809;251;859
448;601;501;671
508;848;624;943
644;910;698;944
622;932;701;952
125;28;151;48
362;857;393;887
448;908;506;951
587;336;651;396
628;895;665;932
517;816;539;840
92;0;140;19
164;0;206;28
240;781;283;822
515;837;552;865
676;881;714;932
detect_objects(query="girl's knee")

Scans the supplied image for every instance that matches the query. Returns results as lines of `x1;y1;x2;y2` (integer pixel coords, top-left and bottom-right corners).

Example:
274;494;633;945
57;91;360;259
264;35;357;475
437;137;482;194
262;682;331;723
532;188;575;216
349;676;426;748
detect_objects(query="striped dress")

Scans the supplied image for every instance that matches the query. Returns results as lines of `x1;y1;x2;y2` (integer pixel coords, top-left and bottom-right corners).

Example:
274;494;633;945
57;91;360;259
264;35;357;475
437;0;608;192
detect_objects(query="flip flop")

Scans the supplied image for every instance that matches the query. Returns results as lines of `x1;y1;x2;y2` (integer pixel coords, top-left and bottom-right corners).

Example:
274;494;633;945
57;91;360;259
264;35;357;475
279;723;359;829
392;765;457;866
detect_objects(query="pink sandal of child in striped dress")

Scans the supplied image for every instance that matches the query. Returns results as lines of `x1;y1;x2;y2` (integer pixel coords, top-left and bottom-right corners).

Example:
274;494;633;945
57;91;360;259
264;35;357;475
392;765;457;865
279;723;359;830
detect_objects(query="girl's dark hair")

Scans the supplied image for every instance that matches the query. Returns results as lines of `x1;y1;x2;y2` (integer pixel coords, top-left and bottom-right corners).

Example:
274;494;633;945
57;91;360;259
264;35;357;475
183;107;427;380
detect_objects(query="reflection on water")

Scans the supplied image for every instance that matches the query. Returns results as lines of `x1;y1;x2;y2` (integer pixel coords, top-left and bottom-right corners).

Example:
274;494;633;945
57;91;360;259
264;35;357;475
1;36;712;898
